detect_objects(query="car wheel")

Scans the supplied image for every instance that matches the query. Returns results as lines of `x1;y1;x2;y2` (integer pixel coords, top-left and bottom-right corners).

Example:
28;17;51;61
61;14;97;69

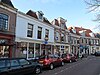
61;62;64;66
35;67;41;74
50;64;54;70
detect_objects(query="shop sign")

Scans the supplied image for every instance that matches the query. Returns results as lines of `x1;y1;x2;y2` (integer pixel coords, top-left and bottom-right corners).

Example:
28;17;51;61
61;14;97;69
0;39;8;44
44;41;48;44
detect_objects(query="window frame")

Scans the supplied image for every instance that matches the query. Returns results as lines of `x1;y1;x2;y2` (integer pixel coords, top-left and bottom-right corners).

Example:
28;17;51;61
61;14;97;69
37;26;42;39
45;29;49;38
27;23;33;38
0;13;9;31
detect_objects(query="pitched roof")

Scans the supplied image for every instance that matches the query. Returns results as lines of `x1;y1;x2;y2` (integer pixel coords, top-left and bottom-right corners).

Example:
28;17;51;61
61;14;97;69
26;10;38;19
1;0;14;8
26;10;51;25
75;27;92;37
43;17;51;25
68;27;81;35
52;19;59;26
68;26;94;37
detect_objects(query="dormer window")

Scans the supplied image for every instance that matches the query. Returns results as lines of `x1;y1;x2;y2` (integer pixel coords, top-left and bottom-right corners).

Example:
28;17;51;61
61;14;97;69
72;29;76;33
39;14;43;20
37;11;44;21
61;23;65;29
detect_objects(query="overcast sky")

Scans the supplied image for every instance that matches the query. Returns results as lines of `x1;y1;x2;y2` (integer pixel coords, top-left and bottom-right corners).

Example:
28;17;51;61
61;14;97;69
12;0;100;33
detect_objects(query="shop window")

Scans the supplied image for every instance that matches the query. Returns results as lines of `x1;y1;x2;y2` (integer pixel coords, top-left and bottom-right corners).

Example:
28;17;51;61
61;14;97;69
0;46;9;58
35;43;40;57
0;13;9;31
28;43;34;58
37;26;42;39
27;23;33;38
16;42;27;58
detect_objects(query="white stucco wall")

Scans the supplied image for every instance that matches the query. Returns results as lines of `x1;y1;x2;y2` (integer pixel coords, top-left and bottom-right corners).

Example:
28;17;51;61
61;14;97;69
16;12;54;43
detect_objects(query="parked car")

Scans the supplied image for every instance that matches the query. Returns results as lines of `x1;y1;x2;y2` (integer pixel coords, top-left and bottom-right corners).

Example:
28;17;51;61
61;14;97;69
33;54;64;70
94;51;100;56
61;53;77;63
0;58;42;75
71;54;78;62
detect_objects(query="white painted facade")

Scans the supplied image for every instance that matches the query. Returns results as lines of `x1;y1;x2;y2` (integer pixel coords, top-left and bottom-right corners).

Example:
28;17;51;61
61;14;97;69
15;11;54;59
16;11;54;43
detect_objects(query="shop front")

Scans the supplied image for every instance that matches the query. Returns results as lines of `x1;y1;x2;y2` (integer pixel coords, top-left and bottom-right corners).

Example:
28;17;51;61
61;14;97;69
0;34;15;58
15;38;54;59
54;43;70;56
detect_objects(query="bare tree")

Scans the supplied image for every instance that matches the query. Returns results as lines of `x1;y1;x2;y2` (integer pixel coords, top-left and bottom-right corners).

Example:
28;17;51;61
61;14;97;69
85;0;100;11
85;0;100;30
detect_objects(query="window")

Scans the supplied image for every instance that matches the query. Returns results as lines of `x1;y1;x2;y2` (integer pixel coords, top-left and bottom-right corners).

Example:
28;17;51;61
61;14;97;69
11;60;19;66
28;43;34;58
85;39;87;44
82;39;84;43
0;13;9;31
55;32;60;41
61;34;64;42
37;11;44;20
0;60;5;68
74;38;76;44
19;59;29;65
39;14;43;20
35;43;40;56
0;46;9;58
77;40;79;44
27;23;33;37
45;29;49;38
37;26;42;39
61;23;65;29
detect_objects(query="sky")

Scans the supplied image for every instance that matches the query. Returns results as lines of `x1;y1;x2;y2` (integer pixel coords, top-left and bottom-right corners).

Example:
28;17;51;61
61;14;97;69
11;0;100;33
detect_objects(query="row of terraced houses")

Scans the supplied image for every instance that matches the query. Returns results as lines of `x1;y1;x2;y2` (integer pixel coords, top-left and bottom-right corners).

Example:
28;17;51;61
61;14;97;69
0;0;100;59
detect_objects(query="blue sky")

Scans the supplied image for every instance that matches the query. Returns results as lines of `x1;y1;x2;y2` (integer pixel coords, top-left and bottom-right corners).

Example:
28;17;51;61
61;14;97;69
11;0;99;32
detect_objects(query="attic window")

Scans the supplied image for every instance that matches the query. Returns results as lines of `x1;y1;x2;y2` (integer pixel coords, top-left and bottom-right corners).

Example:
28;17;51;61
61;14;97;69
61;23;65;29
39;13;43;20
72;29;76;33
37;11;44;21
